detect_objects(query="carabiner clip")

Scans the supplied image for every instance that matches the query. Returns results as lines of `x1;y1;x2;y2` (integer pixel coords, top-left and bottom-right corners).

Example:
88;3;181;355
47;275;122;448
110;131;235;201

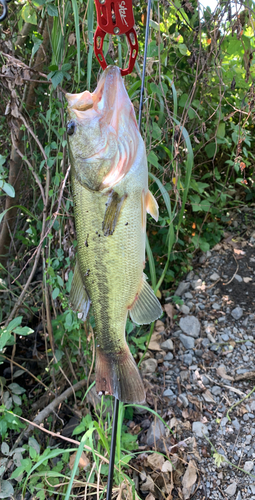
0;0;12;22
94;0;138;76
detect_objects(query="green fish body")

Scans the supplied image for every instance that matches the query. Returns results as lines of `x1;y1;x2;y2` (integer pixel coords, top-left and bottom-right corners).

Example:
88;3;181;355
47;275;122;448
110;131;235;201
66;66;162;403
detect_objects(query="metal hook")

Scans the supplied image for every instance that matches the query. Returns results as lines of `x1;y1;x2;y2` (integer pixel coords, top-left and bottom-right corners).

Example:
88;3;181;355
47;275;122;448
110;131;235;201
0;0;12;22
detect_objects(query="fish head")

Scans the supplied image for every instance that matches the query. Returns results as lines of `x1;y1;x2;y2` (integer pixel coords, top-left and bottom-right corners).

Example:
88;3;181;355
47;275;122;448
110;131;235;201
66;66;139;191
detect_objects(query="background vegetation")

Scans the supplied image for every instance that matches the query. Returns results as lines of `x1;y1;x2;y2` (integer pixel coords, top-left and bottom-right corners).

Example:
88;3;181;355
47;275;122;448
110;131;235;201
0;0;254;497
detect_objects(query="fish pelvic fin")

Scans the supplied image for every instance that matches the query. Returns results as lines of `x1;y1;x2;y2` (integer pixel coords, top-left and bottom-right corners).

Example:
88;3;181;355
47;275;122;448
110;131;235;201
96;346;145;404
129;273;162;325
145;190;159;222
69;261;91;321
102;190;127;236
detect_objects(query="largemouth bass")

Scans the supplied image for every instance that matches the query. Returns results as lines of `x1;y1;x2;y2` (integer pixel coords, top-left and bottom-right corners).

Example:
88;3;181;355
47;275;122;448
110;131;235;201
66;66;162;404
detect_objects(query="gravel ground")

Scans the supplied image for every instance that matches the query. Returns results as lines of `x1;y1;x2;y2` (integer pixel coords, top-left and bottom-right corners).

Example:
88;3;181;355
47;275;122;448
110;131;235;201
135;223;255;499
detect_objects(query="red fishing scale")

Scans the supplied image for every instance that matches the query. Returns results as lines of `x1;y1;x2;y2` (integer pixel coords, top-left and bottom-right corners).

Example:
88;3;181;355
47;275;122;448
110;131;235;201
94;0;138;76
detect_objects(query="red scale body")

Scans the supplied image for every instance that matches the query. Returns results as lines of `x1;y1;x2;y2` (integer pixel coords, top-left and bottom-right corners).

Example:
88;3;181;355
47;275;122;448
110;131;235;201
94;0;138;76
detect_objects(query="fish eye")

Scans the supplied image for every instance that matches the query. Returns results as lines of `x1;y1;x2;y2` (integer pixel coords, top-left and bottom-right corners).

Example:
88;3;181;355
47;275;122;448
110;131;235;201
67;120;76;136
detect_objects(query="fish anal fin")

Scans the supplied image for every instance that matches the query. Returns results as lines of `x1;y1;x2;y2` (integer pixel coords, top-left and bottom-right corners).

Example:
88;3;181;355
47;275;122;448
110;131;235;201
145;190;159;222
70;261;91;321
102;190;127;236
96;346;145;404
129;273;162;325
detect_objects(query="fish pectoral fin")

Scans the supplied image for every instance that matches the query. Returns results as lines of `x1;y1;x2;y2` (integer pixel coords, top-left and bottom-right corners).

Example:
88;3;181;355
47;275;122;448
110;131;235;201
102;190;127;236
129;273;162;325
70;261;91;321
145;190;159;222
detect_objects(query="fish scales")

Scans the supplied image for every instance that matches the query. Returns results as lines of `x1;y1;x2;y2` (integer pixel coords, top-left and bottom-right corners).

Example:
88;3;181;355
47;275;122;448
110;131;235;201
67;66;162;403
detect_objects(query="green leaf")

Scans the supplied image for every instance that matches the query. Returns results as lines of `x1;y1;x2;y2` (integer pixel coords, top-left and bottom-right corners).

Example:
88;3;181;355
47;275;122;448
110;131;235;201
179;93;188;107
32;0;46;5
49;71;64;89
52;287;60;300
0;154;6;167
147;151;159;169
217;122;225;139
200;199;211;211
205;142;216;159
0;330;12;351
12;394;22;406
72;422;85;435
0;209;8;225
1;442;9;456
21;4;37;24
152;122;162;141
29;446;37;460
190;194;201;212
29;437;41;454
47;4;58;16
10;466;25;480
6;316;23;332
178;43;189;55
199;239;210;252
8;383;26;395
13;326;34;336
31;35;43;58
0;480;14;498
13;369;26;379
2;182;15;198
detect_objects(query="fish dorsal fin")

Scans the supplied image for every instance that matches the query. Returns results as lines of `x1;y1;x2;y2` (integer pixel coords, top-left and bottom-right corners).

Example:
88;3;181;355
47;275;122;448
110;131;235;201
145;191;159;222
70;261;91;321
129;274;162;325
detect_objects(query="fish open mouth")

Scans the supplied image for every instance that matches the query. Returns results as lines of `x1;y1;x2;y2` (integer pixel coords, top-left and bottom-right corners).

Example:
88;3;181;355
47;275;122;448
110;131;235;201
66;66;135;130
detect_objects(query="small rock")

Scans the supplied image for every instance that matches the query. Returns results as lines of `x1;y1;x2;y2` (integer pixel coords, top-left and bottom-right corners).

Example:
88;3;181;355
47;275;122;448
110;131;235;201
146;419;166;446
212;303;221;310
211;386;221;396
234;274;243;282
179;334;195;350
180;370;189;381
140;358;158;374
186;271;195;281
235;492;242;500
243;277;252;283
164;352;173;361
163;388;175;397
184;292;193;299
202;338;210;347
183;353;193;365
244;461;254;472
180;316;201;338
222;334;229;341
180;304;190;314
221;417;229;427
178;394;189;407
225;482;237;497
161;339;174;351
175;281;190;296
199;254;207;264
191;278;203;290
210;272;220;281
192;421;208;437
231;307;243;320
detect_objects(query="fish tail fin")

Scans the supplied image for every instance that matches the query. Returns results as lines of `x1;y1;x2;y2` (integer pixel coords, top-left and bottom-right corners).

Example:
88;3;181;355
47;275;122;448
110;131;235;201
96;346;145;404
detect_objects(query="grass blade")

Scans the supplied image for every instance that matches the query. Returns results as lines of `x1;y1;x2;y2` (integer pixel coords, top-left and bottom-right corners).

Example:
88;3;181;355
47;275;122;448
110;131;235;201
146;235;157;291
87;0;94;90
71;0;80;84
